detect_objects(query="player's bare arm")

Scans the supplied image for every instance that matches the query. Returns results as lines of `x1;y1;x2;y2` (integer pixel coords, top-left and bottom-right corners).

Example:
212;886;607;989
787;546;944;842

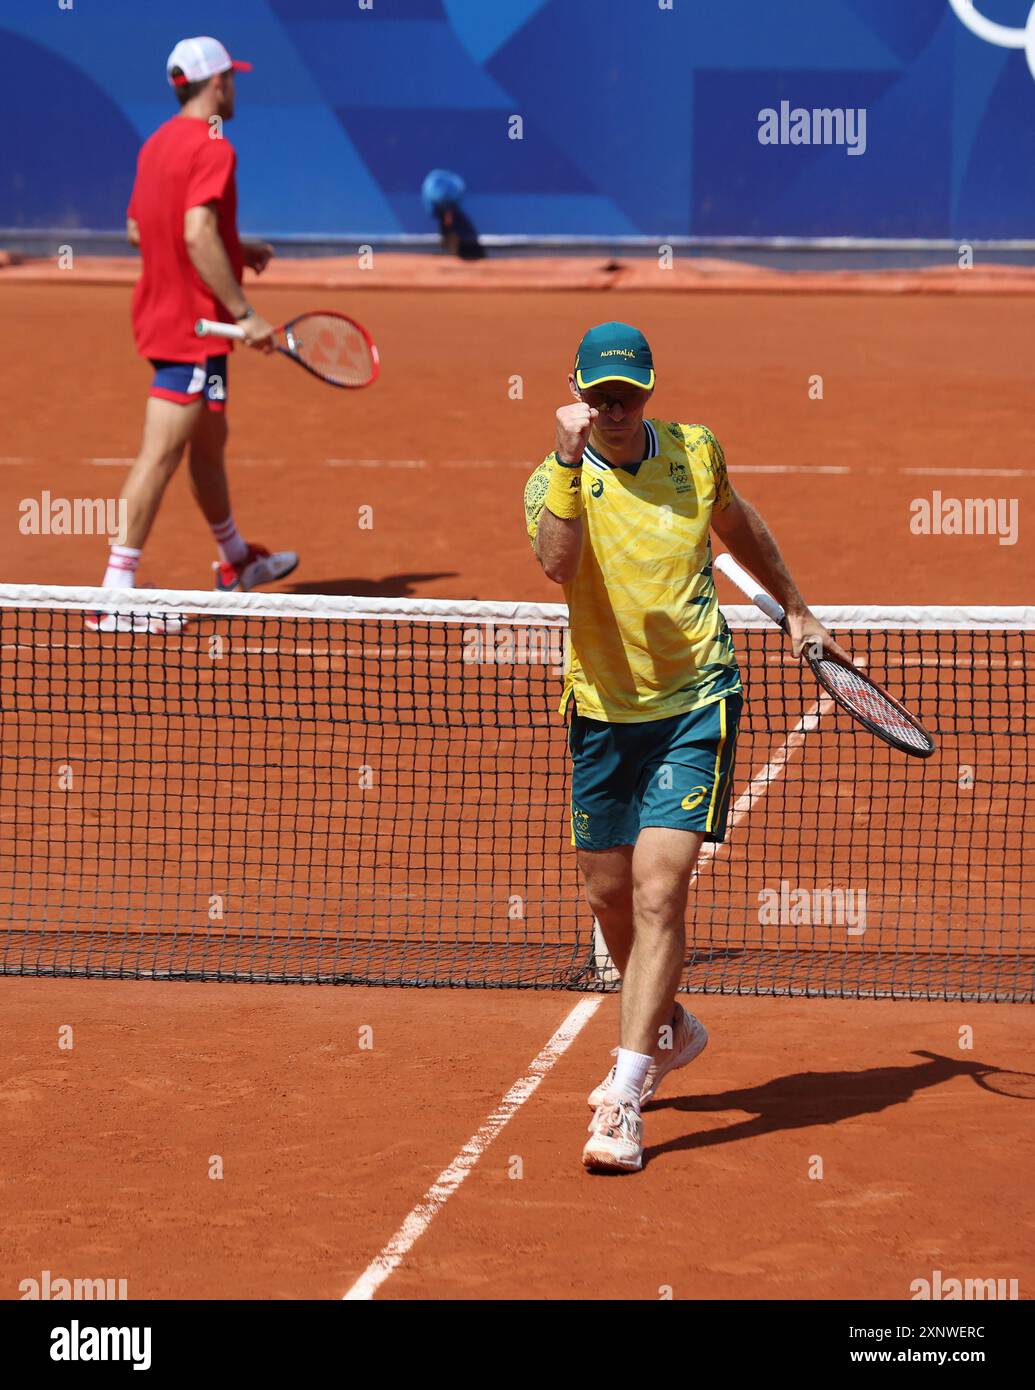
126;215;140;247
183;204;274;349
533;402;597;583
711;487;851;663
240;238;274;274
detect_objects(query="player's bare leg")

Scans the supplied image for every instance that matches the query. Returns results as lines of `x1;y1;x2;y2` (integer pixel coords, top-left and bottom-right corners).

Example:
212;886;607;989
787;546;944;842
188;406;298;592
120;395;204;551
98;393;199;578
583;828;708;1171
187;405;232;526
579;845;634;974
621;827;704;1055
88;396;202;631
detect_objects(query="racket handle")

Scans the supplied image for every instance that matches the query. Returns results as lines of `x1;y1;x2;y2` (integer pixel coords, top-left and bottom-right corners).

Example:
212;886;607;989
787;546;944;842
714;552;788;628
195;319;247;340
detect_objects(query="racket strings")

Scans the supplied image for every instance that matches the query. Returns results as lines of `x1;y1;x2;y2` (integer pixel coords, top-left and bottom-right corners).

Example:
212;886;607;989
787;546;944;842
285;314;375;386
814;657;933;752
976;1071;1035;1099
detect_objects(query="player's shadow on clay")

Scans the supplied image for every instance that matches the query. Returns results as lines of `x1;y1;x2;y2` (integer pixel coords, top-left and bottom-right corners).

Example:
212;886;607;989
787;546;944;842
287;572;457;597
644;1051;1021;1166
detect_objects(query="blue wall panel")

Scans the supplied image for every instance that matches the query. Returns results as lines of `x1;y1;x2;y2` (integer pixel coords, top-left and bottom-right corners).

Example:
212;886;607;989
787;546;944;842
2;0;1033;238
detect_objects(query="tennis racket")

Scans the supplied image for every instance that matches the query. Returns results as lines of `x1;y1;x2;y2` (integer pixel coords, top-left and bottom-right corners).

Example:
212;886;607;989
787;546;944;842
196;310;379;389
972;1069;1035;1099
914;1051;1035;1098
715;552;936;758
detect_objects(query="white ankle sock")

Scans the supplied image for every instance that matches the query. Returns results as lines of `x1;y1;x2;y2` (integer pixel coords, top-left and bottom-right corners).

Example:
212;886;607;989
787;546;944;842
102;545;141;589
609;1048;652;1106
211;516;249;565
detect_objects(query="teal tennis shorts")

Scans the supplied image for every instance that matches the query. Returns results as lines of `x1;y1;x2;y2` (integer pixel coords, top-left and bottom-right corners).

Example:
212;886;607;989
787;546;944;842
568;695;742;850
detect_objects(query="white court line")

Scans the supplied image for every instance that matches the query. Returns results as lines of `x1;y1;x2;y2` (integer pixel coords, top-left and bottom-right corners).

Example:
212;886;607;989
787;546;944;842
342;994;603;1301
733;464;850;474
82;457;280;467
326;458;428;469
694;690;835;878
440;460;536;469
326;459;851;474
324;459;544;470
902;466;1033;478
24;457;1035;478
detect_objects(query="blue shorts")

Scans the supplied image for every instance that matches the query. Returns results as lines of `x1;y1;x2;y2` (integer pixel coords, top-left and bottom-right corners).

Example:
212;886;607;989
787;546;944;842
569;695;742;850
148;355;228;411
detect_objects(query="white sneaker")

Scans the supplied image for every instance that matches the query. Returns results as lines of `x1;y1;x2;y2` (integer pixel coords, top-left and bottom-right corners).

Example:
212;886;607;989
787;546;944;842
587;1005;709;1108
85;611;187;634
582;1098;644;1173
214;544;298;593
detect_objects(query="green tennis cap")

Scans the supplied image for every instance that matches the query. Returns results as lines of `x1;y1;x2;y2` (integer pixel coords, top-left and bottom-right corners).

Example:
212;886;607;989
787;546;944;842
574;322;655;390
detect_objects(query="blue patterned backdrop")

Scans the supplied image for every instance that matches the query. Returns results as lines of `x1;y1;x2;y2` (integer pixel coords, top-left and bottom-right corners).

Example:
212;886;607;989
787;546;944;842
3;0;1035;238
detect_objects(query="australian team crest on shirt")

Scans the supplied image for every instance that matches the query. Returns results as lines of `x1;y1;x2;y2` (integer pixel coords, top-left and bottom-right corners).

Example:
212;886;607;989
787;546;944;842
669;460;692;494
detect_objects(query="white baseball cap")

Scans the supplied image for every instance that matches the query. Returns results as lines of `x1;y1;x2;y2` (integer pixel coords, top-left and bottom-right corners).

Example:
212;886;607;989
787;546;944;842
166;36;252;88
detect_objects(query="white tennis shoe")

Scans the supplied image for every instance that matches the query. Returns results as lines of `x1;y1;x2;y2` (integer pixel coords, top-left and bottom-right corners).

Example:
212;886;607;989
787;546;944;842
214;544;298;592
84;611;187;634
582;1098;644;1173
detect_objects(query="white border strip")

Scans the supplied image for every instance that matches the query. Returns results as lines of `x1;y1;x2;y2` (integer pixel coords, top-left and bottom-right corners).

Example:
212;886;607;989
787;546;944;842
723;604;1035;631
7;228;1035;253
342;996;602;1301
0;584;1031;632
0;584;569;627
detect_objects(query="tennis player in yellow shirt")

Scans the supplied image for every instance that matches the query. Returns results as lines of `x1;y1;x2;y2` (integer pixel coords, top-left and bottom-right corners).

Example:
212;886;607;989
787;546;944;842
524;322;848;1173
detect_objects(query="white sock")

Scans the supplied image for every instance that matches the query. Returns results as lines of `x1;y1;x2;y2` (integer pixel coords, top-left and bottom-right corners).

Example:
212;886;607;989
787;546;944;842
608;1048;652;1107
102;545;141;589
211;515;249;565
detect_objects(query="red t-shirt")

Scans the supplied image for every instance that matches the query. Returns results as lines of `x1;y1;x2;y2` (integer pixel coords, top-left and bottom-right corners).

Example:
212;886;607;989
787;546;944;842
127;115;244;362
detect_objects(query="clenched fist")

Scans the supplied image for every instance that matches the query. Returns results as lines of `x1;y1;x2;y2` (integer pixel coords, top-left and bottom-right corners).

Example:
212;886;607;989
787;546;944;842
555;403;598;465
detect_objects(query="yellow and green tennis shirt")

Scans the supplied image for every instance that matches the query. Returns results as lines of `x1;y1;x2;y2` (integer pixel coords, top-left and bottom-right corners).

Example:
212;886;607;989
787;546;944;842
524;420;742;723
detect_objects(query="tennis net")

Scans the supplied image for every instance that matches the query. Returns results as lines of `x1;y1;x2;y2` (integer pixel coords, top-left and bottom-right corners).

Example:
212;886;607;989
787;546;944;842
0;585;1031;1002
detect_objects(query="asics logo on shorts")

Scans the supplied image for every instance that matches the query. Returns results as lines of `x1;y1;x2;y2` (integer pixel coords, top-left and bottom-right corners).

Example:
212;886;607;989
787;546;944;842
680;786;708;811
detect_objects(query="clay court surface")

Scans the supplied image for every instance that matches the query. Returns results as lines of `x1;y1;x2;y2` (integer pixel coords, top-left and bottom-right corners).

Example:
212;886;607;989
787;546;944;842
1;280;1032;1299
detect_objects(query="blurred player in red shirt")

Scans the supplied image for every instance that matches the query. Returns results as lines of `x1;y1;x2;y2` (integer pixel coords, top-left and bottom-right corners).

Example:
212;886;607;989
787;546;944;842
93;36;297;631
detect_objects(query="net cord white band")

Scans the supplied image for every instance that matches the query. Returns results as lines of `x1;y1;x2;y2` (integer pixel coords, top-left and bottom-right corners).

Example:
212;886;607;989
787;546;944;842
0;584;1031;631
